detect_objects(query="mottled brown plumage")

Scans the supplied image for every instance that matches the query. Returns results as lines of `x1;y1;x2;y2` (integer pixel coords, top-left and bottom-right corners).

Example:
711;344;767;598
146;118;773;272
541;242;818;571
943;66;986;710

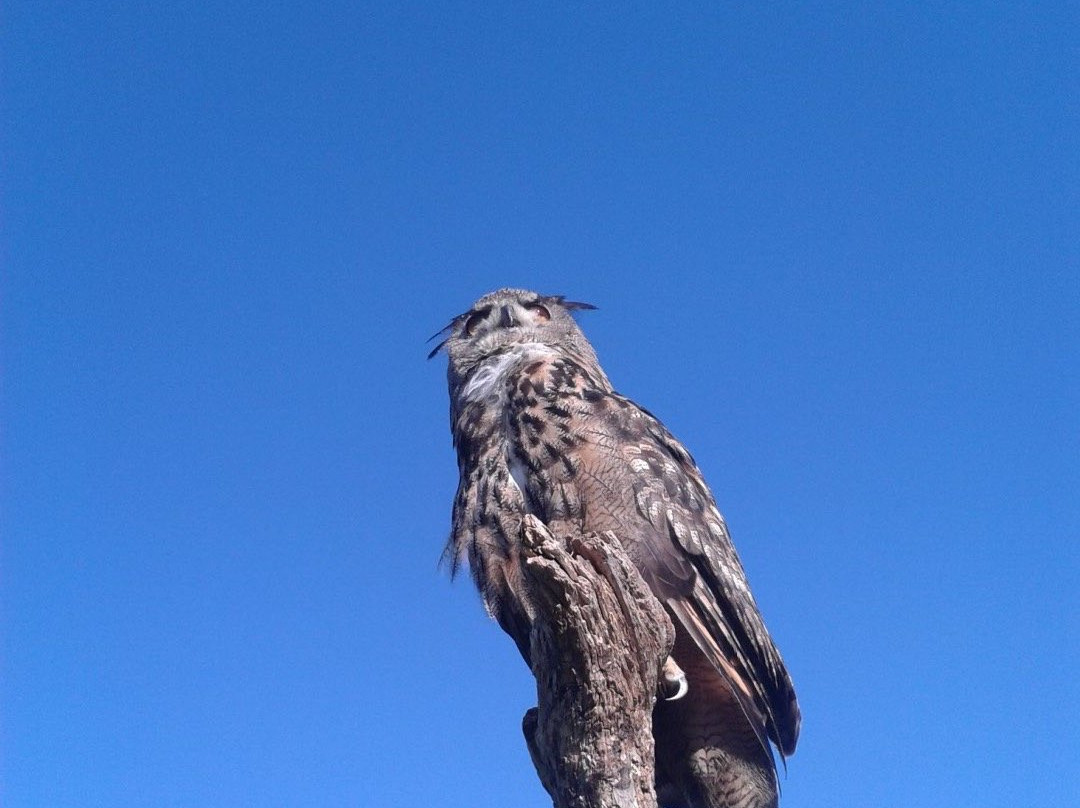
433;288;799;808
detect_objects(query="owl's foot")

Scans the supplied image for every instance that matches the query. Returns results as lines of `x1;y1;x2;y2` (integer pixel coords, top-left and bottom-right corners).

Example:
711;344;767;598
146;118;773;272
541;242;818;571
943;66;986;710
661;656;688;701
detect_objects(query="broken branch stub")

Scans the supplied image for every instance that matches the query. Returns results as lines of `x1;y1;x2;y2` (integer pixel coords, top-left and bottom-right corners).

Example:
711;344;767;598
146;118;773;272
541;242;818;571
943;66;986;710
519;515;675;808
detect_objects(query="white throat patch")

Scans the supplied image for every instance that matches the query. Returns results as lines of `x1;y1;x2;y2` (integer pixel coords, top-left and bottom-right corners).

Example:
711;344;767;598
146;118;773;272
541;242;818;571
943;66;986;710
461;343;556;402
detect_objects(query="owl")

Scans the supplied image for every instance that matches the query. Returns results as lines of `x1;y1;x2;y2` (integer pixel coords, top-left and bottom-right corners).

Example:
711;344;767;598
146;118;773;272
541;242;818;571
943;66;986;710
431;288;799;808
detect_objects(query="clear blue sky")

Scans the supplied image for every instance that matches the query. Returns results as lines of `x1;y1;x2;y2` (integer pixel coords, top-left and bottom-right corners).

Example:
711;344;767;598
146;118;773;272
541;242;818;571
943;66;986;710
3;3;1077;806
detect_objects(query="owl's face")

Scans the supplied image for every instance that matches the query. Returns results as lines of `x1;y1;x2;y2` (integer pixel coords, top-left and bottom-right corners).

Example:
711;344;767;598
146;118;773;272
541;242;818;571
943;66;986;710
432;288;607;390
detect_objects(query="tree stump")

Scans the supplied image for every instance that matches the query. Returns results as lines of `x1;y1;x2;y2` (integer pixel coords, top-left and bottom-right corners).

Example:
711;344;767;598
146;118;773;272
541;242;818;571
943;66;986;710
519;515;675;808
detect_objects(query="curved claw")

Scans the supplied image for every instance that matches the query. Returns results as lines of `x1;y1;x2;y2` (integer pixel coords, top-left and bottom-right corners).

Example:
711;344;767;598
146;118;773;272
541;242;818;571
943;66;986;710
661;656;689;701
665;672;688;701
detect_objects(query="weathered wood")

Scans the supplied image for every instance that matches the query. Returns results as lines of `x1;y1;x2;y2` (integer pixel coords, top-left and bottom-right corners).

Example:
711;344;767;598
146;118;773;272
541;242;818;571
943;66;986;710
519;515;675;808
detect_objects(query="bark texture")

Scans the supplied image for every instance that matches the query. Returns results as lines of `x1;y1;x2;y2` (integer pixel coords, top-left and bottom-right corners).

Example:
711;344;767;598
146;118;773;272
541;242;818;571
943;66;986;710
519;515;675;808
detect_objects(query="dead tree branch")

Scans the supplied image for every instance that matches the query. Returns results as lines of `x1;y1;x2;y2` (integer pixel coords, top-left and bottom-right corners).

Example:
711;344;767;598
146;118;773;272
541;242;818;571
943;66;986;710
519;515;675;808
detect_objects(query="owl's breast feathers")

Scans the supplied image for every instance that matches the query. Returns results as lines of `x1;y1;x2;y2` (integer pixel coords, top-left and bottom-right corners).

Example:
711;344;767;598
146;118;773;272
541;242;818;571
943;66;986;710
449;347;799;759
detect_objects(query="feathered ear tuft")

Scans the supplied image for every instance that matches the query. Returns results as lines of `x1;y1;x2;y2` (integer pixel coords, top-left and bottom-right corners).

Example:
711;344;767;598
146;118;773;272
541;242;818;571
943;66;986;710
558;298;598;312
426;321;455;343
427;339;449;360
426;320;456;359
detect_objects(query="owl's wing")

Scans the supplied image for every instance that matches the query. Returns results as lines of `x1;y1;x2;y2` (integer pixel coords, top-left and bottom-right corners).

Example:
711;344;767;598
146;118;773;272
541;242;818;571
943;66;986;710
580;392;800;759
503;355;799;758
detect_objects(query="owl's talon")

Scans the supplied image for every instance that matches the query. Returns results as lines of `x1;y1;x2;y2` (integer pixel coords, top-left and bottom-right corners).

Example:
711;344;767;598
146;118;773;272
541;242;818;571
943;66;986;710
661;657;688;701
663;673;688;701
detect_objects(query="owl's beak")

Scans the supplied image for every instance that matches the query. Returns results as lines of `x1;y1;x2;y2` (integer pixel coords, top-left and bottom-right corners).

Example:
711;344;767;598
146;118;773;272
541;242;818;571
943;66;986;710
499;306;516;328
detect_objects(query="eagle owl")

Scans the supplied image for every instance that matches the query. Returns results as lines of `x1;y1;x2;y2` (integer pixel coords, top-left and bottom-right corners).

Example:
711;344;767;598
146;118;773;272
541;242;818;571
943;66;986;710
432;289;799;808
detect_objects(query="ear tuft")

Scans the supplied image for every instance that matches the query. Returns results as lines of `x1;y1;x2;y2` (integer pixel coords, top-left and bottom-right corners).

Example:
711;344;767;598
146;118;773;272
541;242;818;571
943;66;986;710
558;297;597;312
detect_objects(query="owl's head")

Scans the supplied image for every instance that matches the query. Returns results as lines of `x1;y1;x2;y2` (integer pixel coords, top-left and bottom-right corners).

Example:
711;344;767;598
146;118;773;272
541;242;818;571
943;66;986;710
430;288;607;388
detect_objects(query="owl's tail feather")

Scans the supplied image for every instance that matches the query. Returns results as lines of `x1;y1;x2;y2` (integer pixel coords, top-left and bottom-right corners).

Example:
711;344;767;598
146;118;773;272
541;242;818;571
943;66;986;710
664;598;773;767
654;635;779;808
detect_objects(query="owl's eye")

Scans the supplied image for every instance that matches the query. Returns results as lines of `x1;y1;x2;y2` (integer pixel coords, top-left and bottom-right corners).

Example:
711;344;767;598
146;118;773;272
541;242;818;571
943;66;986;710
463;308;489;337
525;303;551;322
